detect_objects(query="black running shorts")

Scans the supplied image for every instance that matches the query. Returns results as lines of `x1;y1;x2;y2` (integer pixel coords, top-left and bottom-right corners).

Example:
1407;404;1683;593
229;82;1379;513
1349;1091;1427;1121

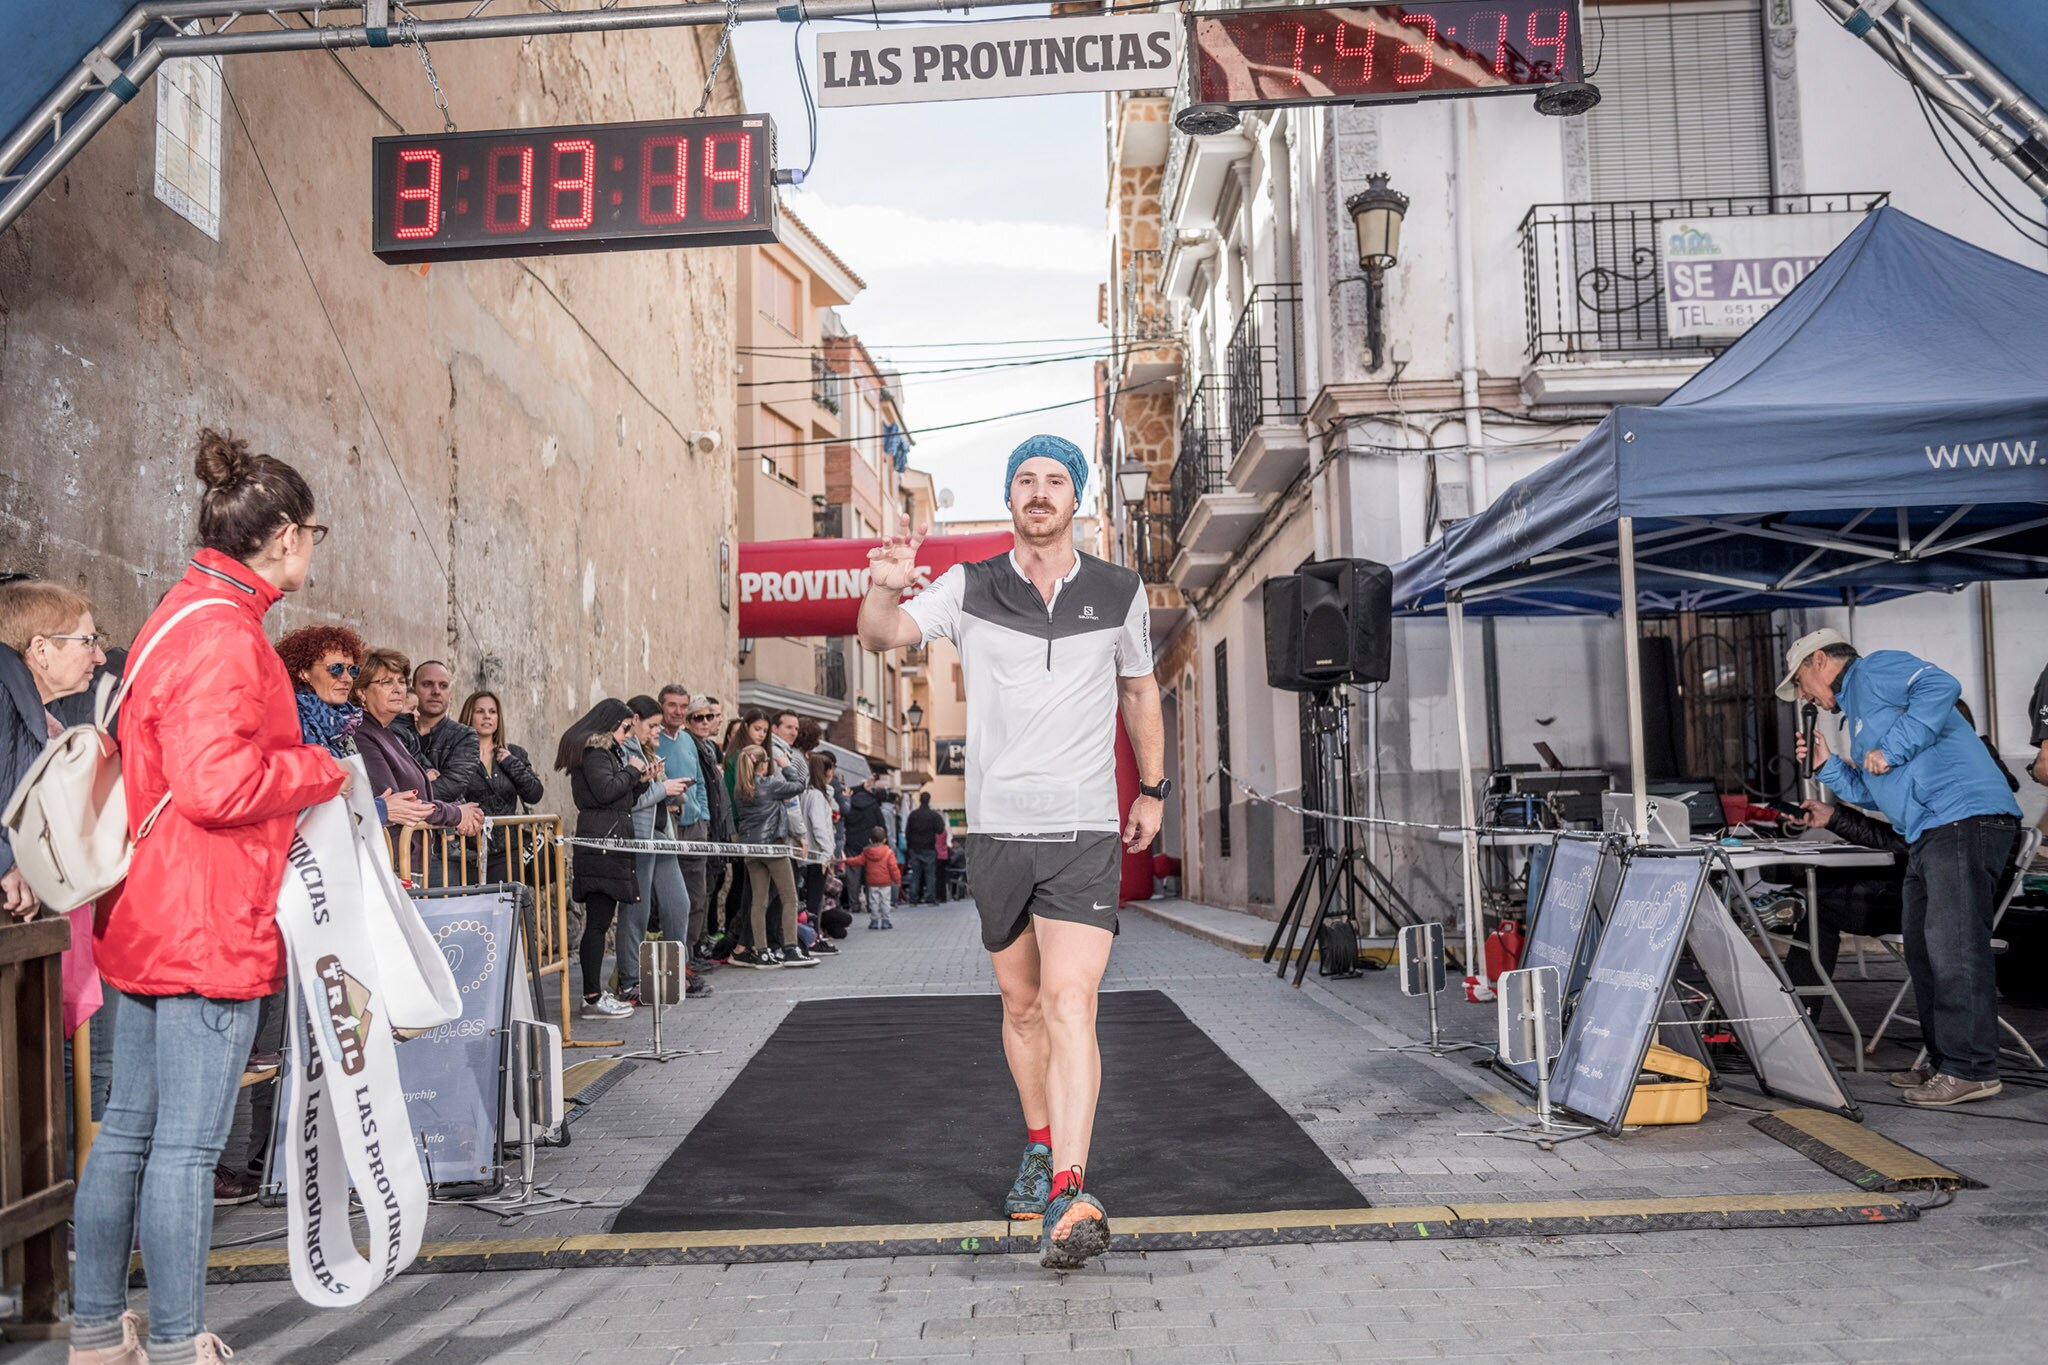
965;831;1122;952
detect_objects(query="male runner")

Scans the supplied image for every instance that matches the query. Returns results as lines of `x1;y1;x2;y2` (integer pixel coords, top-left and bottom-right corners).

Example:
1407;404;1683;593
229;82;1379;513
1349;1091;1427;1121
858;434;1167;1270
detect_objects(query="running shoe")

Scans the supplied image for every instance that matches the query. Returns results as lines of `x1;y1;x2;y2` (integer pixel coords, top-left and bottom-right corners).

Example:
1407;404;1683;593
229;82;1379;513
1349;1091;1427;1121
881;916;894;929
868;917;881;930
1039;1169;1110;1270
779;945;820;968
1003;1141;1054;1221
580;992;634;1018
730;946;783;970
685;968;713;998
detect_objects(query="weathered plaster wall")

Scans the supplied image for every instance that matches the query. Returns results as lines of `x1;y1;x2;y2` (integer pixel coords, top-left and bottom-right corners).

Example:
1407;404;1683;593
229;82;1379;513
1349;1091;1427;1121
0;29;742;762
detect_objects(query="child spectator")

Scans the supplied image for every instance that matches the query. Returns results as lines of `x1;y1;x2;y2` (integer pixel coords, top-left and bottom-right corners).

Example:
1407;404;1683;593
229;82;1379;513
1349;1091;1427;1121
857;825;900;930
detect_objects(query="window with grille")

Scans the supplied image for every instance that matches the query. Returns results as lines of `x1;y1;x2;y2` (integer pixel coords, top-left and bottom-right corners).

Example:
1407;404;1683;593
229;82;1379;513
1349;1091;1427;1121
1585;1;1771;199
1214;641;1232;859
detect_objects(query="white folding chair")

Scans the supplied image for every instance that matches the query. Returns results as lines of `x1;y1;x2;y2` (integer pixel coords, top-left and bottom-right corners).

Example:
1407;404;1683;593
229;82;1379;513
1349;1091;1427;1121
1866;827;2045;1069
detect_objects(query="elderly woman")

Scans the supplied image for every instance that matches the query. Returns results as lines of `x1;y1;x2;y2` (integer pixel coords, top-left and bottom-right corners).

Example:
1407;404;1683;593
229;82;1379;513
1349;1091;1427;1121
276;626;432;828
0;579;110;1029
352;647;479;841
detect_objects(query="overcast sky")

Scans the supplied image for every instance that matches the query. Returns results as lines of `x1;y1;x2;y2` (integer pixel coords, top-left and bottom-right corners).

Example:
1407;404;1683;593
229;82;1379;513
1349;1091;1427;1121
731;7;1109;525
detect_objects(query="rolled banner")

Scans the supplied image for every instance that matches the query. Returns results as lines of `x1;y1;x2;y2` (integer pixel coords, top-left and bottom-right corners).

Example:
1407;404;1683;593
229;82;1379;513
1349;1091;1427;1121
275;755;460;1307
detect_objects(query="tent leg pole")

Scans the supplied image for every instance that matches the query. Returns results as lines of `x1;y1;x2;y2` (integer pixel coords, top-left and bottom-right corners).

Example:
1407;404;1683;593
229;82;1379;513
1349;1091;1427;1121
1619;517;1649;837
1980;583;2000;749
1447;596;1484;991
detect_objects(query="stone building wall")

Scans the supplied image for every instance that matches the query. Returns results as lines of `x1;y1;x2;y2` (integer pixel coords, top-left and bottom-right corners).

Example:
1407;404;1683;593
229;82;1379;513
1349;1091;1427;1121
0;29;742;766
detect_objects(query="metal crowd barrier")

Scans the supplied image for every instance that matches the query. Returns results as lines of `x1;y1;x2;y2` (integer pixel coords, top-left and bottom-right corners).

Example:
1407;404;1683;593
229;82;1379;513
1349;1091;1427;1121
0;917;72;1338
391;814;582;1045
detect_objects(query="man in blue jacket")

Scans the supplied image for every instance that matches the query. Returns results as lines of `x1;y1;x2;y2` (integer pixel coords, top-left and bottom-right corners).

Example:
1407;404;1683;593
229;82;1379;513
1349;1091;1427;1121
1782;628;2022;1107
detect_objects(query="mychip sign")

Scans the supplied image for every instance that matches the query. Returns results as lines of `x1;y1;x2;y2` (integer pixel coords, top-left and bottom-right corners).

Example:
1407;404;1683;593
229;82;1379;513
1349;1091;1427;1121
816;13;1179;107
1658;211;1866;339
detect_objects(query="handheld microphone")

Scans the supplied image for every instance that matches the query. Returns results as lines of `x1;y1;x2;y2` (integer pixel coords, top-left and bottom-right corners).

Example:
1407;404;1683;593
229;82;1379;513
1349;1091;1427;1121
1801;702;1819;777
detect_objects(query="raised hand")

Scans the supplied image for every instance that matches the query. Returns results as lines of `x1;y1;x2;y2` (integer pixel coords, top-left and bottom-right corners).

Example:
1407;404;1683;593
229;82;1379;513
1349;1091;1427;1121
866;526;928;593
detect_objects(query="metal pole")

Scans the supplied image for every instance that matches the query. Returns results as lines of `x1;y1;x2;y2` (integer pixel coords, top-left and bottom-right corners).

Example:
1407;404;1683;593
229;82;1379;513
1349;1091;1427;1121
1446;595;1484;988
1365;685;1381;938
1980;582;2000;749
1619;516;1649;838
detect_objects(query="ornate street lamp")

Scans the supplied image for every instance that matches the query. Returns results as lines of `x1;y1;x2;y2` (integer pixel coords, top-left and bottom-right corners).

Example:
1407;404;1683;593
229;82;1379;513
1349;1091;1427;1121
905;700;924;730
1344;173;1409;374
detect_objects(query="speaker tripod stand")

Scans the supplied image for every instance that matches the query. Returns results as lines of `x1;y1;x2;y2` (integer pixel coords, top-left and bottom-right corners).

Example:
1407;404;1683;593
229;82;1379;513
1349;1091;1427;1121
1263;687;1429;988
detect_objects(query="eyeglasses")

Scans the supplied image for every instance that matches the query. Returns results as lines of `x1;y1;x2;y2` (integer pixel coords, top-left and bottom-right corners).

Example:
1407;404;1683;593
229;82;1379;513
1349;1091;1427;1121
43;631;109;649
298;522;331;545
325;662;362;679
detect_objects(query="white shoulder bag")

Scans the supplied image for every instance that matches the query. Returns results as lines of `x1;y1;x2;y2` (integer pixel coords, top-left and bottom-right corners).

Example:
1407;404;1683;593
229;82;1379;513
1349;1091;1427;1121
2;598;229;912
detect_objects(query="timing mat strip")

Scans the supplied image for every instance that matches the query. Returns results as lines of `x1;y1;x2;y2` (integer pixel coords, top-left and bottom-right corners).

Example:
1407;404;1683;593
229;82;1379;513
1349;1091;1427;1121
1751;1109;1984;1191
199;1191;1918;1279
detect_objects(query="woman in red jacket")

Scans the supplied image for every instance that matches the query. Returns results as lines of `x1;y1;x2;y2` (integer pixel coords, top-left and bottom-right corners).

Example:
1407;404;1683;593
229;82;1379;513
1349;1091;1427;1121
71;431;346;1365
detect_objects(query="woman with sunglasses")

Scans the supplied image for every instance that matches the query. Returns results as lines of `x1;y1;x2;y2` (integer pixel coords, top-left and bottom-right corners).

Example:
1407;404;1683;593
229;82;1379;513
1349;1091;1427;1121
275;625;433;828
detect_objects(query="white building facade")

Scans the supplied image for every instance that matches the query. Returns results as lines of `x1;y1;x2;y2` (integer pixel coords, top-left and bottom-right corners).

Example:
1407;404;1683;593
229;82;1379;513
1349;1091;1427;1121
1100;0;2048;918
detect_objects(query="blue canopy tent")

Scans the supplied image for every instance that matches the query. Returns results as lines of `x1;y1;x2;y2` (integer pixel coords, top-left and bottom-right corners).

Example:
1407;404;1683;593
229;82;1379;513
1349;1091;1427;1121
1393;207;2048;969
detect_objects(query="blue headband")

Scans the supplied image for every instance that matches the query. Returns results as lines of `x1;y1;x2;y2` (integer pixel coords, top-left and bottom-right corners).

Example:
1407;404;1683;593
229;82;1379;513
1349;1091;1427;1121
1004;434;1087;505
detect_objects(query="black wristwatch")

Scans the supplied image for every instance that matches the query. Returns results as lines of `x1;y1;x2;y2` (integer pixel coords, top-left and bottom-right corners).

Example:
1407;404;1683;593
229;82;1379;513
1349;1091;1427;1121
1138;778;1172;800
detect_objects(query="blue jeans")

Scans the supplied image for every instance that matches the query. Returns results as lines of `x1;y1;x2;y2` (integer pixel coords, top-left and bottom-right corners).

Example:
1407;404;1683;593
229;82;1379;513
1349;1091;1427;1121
1902;815;2019;1081
73;991;260;1348
906;849;940;903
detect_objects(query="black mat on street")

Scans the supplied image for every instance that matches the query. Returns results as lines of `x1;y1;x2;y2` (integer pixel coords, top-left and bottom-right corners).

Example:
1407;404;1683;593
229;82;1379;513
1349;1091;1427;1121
612;990;1365;1232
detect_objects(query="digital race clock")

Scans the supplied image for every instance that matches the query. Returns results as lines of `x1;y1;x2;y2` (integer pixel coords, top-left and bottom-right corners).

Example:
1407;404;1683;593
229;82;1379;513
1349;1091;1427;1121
1188;2;1585;109
371;114;778;264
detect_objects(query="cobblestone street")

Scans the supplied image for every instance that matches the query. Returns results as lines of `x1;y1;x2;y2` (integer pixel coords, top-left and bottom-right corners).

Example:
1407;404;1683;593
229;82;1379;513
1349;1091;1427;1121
9;901;2044;1363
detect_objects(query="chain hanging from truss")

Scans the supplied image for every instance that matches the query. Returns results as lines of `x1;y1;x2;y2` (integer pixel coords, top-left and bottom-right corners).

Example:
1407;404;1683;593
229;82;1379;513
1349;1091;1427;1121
694;0;741;119
398;5;457;132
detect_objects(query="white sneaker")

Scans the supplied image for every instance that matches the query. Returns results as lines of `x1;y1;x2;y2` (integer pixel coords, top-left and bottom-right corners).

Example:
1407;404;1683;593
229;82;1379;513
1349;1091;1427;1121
580;992;634;1019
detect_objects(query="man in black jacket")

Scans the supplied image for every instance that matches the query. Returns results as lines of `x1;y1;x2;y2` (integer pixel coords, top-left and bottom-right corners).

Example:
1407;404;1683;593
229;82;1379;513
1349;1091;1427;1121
843;774;887;905
905;792;947;904
394;659;483;884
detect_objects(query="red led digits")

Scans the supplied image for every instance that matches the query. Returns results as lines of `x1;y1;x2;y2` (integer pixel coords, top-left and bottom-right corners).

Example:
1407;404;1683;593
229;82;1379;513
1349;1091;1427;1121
1394;12;1438;86
392;147;441;239
1265;22;1308;88
483;143;534;234
700;131;752;222
546;138;596;231
1470;9;1511;75
1526;8;1570;75
639;134;689;226
1333;20;1375;85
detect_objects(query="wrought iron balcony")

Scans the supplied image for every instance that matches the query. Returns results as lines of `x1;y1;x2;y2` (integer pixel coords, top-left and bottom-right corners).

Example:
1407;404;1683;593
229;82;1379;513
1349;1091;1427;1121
1130;487;1176;585
1518;192;1889;364
1120;248;1174;345
811;353;843;414
816;644;848;703
1226;283;1305;456
1170;377;1231;536
907;727;932;772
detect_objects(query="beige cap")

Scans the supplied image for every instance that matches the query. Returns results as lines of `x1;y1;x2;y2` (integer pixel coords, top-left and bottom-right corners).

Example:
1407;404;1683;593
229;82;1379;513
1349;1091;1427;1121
1775;627;1852;703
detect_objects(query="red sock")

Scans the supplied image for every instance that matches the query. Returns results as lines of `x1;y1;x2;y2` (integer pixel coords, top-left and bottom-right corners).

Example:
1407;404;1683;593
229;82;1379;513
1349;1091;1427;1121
1026;1125;1051;1147
1050;1168;1080;1200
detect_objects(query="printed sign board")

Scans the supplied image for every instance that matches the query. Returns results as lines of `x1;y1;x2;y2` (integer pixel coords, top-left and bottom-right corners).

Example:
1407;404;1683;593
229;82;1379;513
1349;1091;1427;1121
1658;211;1866;338
1553;852;1707;1133
815;14;1179;107
263;886;524;1197
1500;834;1606;1091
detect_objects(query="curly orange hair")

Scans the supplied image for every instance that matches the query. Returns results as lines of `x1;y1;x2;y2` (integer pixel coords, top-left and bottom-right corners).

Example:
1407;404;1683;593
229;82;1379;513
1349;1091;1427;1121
275;624;367;689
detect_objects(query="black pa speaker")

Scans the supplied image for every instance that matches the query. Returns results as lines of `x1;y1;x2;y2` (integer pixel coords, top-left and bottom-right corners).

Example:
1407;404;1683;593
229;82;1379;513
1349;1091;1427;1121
1263;558;1393;691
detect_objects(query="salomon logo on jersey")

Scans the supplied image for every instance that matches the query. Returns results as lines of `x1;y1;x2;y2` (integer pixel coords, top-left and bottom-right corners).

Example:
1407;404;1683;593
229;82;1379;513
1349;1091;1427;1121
1079;605;1097;619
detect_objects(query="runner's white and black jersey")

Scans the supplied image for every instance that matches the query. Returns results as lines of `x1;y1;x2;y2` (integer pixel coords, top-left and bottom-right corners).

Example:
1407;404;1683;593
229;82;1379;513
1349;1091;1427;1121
903;550;1152;836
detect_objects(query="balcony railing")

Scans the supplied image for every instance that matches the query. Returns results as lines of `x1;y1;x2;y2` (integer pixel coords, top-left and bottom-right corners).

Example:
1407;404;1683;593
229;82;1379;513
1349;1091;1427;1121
1226;283;1305;455
1518;192;1888;364
908;727;931;771
1170;377;1230;535
1120;248;1173;345
901;642;928;670
1130;487;1175;585
816;644;848;702
811;353;843;414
